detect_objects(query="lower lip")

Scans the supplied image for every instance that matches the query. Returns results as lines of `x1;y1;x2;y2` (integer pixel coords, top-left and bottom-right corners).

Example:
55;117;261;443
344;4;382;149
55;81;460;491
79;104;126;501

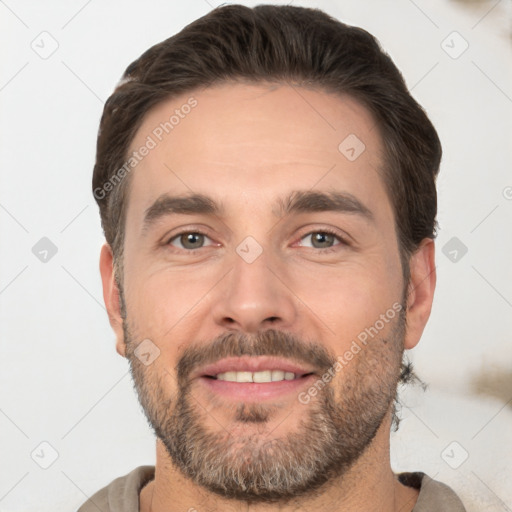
197;375;317;401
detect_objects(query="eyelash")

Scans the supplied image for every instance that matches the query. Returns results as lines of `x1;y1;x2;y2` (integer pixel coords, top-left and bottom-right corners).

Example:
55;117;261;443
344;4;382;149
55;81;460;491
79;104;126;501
165;228;349;254
303;228;349;253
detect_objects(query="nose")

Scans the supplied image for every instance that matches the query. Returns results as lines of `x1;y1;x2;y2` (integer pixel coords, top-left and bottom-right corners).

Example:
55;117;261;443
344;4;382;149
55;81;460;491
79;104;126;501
210;242;298;333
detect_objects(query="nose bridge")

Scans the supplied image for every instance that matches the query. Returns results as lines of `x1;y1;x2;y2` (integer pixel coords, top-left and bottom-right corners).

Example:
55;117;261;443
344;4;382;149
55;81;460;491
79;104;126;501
232;235;276;294
211;234;297;332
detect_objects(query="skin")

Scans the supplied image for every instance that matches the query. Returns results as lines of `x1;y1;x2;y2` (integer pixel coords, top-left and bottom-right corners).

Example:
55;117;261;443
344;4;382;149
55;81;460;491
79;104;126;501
99;83;436;511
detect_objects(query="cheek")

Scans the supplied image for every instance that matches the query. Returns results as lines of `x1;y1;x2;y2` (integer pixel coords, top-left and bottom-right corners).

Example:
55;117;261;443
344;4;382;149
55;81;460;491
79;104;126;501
292;257;403;346
123;264;215;338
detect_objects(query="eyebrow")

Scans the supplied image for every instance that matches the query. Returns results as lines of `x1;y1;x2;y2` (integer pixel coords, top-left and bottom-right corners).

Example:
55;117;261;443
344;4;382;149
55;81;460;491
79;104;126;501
142;189;374;233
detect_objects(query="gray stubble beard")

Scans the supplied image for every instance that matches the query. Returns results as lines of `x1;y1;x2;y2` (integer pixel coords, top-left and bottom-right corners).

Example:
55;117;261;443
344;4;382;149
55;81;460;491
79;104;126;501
125;312;405;504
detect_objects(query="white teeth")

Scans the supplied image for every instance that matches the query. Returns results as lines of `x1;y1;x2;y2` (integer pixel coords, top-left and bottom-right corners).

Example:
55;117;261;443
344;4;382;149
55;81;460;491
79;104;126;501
236;371;253;383
253;370;272;383
216;370;297;382
271;370;285;381
223;371;237;382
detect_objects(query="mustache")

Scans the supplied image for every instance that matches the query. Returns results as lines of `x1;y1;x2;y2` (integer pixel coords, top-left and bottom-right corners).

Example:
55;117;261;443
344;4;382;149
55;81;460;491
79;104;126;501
175;329;337;386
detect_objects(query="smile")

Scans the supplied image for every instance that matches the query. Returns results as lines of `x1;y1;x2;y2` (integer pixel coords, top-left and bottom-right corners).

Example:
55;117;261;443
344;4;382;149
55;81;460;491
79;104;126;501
209;370;310;382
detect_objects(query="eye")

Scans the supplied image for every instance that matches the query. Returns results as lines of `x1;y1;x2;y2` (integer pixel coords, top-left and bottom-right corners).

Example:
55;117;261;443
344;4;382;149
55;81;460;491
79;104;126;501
298;229;348;252
167;231;215;251
165;229;349;253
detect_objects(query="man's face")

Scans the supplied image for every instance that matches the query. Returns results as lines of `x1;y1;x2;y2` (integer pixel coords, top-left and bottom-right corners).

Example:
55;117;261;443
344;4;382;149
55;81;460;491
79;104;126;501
115;83;408;501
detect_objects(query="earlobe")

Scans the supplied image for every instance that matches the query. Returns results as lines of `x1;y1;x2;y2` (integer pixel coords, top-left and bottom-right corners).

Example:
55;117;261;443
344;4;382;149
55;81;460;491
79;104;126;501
403;239;436;350
99;243;126;357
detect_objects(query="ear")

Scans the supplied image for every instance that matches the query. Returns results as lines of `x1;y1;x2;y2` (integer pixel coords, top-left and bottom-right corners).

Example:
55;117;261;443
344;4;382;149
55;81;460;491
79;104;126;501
99;243;126;357
404;238;436;350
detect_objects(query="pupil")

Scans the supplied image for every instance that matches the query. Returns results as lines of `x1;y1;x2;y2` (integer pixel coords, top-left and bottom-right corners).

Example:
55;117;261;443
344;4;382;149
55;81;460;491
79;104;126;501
183;233;203;249
313;232;333;248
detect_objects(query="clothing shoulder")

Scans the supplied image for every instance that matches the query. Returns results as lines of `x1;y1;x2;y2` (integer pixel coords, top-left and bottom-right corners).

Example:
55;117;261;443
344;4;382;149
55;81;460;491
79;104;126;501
399;472;467;512
76;466;155;512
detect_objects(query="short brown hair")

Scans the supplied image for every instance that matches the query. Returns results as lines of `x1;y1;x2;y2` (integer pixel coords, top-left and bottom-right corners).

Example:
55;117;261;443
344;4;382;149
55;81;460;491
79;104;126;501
92;4;441;277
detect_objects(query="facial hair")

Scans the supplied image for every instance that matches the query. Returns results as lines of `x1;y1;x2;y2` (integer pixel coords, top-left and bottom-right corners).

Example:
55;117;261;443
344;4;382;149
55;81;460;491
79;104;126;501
124;308;406;504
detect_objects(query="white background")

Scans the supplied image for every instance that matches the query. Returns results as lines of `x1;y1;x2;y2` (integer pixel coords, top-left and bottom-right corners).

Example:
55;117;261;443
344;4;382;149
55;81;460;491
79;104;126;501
0;1;511;511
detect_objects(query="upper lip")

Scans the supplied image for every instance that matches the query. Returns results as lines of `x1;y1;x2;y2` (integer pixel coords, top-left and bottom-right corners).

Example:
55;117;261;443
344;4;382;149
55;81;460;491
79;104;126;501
192;356;317;379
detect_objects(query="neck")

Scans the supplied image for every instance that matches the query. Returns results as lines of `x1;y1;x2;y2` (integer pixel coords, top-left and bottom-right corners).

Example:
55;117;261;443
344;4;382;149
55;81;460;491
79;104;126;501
140;414;419;512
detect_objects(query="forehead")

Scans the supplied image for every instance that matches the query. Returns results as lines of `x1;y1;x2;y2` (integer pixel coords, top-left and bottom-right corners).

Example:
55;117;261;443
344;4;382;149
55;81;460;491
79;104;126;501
126;82;390;221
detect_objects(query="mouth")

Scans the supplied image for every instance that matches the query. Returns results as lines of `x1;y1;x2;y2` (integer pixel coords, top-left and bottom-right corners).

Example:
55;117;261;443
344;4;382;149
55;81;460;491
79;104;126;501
205;370;313;382
193;356;318;401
